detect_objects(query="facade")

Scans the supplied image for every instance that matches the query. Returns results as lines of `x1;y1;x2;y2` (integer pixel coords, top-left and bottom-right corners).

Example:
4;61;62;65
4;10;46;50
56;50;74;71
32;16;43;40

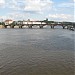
22;20;46;25
5;19;13;25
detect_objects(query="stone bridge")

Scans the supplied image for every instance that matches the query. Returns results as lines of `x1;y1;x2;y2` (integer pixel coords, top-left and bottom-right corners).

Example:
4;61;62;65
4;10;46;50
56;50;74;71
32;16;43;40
4;21;70;29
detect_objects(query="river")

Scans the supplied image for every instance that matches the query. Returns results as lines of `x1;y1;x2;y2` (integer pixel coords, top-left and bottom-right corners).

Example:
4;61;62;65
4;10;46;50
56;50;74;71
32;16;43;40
0;27;75;75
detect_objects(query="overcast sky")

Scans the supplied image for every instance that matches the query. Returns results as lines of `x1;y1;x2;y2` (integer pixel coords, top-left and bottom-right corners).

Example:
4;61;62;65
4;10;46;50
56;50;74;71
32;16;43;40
0;0;74;22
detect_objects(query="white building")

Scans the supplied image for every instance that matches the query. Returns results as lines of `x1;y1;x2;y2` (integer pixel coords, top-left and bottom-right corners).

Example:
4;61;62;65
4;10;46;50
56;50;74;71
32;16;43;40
5;19;13;25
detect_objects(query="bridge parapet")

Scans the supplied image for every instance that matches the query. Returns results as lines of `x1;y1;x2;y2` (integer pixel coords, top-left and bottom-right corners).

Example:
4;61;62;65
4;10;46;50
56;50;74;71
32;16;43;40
1;20;74;29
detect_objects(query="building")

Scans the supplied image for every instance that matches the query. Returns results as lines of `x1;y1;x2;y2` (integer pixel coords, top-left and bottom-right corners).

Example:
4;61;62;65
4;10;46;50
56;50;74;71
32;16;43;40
5;19;13;25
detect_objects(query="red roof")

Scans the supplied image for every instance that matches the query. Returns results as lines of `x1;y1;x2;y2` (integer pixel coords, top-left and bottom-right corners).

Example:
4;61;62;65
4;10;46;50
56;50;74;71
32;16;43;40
5;19;13;22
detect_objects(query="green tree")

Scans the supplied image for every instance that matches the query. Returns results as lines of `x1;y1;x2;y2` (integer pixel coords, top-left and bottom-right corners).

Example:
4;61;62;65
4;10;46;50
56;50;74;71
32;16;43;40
43;18;49;24
1;22;5;26
0;22;1;25
9;21;16;26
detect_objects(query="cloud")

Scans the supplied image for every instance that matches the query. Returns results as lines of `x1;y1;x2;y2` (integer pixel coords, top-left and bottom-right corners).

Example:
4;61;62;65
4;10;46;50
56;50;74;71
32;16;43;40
48;14;74;21
0;0;74;22
3;0;53;15
48;14;71;19
0;0;53;14
0;0;5;7
24;0;42;12
0;12;26;20
5;0;25;10
0;16;7;20
24;0;53;12
58;2;74;8
0;0;5;4
7;12;31;20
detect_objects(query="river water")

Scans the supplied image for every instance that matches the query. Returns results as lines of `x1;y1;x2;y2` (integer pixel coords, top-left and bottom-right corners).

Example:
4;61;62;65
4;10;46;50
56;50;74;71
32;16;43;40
0;27;75;75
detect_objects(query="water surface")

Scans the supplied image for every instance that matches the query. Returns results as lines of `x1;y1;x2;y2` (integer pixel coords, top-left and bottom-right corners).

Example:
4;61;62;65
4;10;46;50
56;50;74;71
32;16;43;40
0;27;75;75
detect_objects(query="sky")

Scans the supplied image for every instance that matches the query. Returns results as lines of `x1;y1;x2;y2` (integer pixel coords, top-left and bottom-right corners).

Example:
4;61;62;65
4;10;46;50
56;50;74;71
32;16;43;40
0;0;74;22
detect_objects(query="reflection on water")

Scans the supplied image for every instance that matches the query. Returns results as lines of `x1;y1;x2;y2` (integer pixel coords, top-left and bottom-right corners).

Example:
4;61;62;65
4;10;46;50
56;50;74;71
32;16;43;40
0;28;75;75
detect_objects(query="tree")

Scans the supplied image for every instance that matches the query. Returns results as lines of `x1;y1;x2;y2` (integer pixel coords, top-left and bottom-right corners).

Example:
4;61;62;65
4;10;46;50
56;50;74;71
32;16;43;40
72;22;75;28
43;18;48;24
0;22;1;25
8;21;16;26
1;22;5;26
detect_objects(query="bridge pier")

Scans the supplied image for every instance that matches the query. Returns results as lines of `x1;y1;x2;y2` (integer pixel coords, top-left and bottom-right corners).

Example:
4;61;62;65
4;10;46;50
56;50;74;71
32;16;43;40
51;25;52;29
62;25;66;29
28;25;32;28
39;25;43;28
67;25;70;29
62;26;65;29
19;25;22;28
4;25;7;28
51;25;54;29
67;26;68;29
10;25;14;28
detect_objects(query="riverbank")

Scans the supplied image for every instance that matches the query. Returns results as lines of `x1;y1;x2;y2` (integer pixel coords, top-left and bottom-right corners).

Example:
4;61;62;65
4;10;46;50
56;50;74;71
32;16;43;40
0;25;4;28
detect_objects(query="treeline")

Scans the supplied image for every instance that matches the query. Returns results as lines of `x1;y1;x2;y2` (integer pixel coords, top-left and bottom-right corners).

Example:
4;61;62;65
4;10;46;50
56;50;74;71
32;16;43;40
0;22;5;25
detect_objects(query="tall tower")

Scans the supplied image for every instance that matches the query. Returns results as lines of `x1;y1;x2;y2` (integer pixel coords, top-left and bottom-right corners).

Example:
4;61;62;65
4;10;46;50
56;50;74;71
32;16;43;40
46;18;48;21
